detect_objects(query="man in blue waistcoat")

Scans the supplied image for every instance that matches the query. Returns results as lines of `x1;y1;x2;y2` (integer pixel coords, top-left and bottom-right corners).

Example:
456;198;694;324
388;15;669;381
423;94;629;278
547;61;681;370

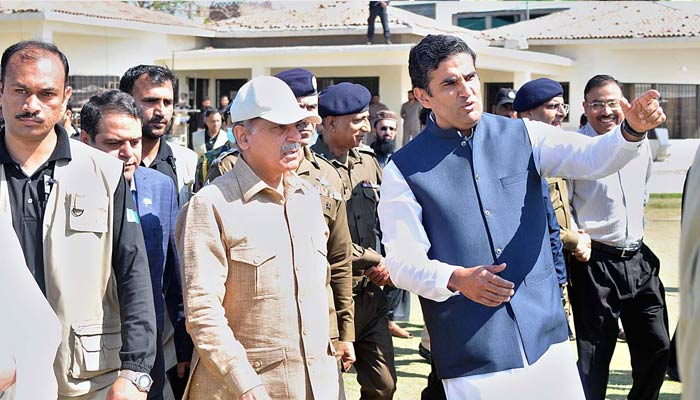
377;34;666;399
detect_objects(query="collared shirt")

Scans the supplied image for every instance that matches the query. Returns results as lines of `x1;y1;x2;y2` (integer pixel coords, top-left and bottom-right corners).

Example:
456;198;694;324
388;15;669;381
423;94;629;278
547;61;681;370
142;136;178;189
312;135;384;272
378;117;643;391
378;119;644;303
177;156;337;398
1;127;70;293
0;125;155;373
569;123;653;248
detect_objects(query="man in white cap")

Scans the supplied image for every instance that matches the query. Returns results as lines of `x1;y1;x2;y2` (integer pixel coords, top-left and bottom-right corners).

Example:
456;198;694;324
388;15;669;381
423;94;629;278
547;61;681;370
176;76;339;400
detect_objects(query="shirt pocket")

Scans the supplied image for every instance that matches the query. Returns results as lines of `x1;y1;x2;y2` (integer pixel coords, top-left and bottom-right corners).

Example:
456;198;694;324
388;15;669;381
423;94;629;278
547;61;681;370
230;247;278;299
500;171;528;188
69;319;122;379
246;346;290;398
67;193;109;233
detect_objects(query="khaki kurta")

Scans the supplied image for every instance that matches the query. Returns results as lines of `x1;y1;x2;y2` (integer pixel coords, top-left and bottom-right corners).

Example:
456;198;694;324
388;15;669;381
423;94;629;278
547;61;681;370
205;147;355;342
312;136;383;273
176;157;338;400
679;150;700;400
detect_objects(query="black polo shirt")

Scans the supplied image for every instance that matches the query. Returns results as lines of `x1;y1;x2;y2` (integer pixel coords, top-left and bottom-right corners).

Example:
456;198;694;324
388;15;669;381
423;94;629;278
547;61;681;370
0;125;156;373
143;136;178;189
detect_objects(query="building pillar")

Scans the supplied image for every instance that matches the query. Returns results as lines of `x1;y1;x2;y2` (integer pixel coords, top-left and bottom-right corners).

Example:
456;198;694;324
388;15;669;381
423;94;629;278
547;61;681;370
513;71;532;90
251;65;271;78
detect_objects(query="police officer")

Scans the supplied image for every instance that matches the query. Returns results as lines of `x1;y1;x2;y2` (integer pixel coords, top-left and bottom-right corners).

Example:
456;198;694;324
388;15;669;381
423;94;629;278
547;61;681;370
312;82;396;400
204;70;358;391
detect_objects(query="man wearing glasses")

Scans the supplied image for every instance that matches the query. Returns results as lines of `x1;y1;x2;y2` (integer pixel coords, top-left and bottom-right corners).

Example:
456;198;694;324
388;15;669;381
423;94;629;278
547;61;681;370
568;75;669;400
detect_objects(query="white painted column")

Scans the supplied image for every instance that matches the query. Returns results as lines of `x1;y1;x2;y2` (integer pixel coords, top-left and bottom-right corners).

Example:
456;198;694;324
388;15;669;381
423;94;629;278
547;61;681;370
250;65;271;78
513;71;532;90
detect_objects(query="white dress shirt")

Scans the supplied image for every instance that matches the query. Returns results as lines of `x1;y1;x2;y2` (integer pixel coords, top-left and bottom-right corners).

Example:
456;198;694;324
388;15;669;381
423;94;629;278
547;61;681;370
377;119;644;399
569;123;653;248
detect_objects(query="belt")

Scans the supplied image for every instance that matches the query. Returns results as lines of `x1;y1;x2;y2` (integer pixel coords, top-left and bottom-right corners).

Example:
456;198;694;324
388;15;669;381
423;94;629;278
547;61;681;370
591;240;641;259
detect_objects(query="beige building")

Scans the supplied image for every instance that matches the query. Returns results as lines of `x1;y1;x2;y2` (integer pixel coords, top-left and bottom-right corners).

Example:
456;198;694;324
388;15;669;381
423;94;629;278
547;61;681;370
1;1;697;191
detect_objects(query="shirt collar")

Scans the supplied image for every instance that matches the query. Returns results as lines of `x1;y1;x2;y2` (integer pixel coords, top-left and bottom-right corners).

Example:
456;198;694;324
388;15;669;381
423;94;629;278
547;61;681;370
155;136;174;162
233;156;306;203
0;124;72;165
313;134;360;166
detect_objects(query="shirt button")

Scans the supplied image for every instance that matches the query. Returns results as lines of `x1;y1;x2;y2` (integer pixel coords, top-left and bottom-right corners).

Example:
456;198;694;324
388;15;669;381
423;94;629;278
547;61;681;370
460;141;467;147
27;198;33;204
495;248;502;256
484;210;491;216
475;174;480;181
253;361;262;369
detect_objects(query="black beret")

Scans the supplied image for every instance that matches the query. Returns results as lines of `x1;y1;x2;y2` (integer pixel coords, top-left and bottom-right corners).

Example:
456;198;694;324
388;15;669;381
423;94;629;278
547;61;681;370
495;88;517;106
513;78;564;112
318;82;371;118
274;68;317;98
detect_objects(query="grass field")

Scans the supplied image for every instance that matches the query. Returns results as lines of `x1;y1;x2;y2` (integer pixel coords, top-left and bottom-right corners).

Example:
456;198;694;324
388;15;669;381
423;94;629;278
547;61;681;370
342;196;683;399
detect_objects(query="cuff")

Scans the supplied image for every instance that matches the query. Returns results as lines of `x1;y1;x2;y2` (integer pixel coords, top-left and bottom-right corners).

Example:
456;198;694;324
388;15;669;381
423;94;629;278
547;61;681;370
120;361;151;374
436;265;461;294
338;320;356;343
223;362;264;399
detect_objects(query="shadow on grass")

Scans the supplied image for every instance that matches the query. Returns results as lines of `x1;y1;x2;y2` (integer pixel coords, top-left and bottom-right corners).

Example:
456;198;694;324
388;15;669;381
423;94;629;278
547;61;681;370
606;369;680;400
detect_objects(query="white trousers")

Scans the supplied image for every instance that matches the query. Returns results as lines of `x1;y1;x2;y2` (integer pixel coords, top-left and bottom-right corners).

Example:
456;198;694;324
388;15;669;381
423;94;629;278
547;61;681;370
442;341;584;400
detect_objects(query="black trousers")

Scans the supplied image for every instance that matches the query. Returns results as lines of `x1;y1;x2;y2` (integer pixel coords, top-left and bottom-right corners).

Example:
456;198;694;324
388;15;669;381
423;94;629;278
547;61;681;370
353;281;397;400
569;243;670;400
367;5;390;41
383;285;411;322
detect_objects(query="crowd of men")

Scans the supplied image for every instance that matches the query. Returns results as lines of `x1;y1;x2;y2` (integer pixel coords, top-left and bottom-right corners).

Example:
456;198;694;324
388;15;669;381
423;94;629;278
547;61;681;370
1;32;697;400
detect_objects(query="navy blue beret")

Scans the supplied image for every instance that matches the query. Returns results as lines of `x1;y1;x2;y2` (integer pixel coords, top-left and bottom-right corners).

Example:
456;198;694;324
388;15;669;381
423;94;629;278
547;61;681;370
274;68;317;98
513;78;564;112
318;82;371;118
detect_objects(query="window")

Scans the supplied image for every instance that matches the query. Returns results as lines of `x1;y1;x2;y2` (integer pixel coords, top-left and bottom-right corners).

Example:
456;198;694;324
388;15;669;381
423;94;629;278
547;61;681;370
458;17;487;30
68;75;120;106
316;77;379;97
622;83;700;139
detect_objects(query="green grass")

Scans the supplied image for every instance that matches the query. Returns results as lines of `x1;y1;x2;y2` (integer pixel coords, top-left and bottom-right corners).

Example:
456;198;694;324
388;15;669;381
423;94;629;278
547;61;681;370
342;197;683;399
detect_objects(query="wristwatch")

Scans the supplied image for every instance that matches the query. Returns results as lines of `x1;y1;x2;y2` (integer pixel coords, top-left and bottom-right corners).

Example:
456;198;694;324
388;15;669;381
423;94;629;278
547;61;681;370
118;370;153;393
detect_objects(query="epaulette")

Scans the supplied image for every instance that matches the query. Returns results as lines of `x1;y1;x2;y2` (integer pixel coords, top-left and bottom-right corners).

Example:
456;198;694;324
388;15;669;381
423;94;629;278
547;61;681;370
212;146;240;165
357;147;378;159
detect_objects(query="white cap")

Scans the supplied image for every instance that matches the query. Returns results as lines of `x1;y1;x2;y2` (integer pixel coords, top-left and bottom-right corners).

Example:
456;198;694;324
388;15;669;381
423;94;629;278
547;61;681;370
230;76;322;125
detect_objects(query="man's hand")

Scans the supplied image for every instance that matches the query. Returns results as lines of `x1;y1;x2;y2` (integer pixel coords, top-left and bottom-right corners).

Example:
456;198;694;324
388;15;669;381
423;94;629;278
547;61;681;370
364;260;391;286
574;229;592;262
176;361;191;379
240;385;272;400
446;264;514;307
106;377;146;400
622;89;666;134
335;341;356;373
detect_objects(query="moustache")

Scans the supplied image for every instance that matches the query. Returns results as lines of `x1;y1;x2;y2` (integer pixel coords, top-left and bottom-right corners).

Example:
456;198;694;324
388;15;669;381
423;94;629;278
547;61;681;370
16;111;44;122
281;142;301;153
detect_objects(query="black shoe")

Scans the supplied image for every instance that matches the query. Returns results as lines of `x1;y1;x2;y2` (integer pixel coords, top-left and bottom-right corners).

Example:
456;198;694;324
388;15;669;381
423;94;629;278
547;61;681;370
418;343;431;361
667;365;681;382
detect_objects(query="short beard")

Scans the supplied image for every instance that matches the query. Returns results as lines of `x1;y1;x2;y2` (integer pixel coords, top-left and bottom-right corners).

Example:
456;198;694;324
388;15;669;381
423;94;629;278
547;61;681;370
142;119;172;140
374;138;396;156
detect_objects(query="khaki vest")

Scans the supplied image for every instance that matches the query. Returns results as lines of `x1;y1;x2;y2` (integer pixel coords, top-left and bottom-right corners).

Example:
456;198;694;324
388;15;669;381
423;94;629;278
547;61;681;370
0;139;124;397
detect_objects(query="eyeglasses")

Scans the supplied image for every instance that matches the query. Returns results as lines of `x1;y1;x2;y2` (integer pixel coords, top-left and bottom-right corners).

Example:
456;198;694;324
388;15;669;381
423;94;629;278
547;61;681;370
587;100;621;111
543;103;570;114
295;120;313;130
379;126;396;132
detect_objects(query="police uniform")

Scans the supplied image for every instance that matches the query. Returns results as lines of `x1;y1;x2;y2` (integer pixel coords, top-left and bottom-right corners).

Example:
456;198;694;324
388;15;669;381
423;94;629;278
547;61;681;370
193;140;236;192
312;82;396;400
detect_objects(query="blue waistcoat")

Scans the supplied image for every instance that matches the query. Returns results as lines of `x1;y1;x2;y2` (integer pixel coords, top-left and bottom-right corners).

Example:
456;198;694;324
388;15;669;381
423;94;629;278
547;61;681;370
391;113;568;379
